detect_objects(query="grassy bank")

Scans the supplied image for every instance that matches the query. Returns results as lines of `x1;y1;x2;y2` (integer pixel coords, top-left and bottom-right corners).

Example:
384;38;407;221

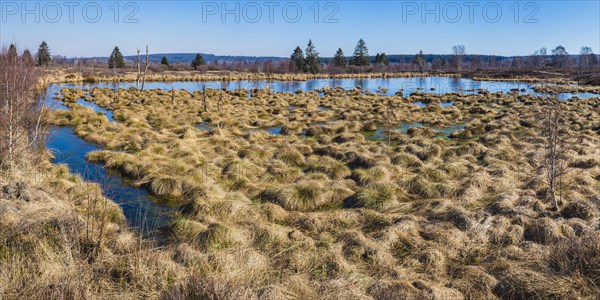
46;70;460;84
44;66;600;86
0;155;190;298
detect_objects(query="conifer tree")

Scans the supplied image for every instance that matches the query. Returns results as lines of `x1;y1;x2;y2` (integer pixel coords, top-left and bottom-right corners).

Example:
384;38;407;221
191;53;206;70
304;39;320;74
36;41;51;67
108;46;125;69
374;53;389;66
333;48;346;67
22;49;34;66
352;38;369;66
380;53;389;66
161;56;170;66
374;53;381;65
290;46;305;72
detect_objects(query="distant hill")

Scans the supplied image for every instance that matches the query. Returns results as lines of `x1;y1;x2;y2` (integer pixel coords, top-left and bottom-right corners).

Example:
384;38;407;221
122;53;287;64
119;53;508;65
79;53;600;66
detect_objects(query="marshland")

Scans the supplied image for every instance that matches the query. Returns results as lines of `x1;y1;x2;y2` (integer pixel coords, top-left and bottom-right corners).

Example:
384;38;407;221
15;74;596;299
2;1;600;298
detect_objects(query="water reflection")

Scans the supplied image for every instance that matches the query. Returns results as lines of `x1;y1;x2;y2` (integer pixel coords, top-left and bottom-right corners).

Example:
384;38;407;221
54;76;596;101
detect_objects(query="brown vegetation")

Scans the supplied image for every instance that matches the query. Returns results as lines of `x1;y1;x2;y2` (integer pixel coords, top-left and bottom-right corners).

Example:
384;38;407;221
33;80;600;298
3;63;600;298
47;69;459;84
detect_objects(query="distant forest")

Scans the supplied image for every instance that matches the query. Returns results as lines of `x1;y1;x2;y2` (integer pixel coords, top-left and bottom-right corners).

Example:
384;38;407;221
66;52;599;66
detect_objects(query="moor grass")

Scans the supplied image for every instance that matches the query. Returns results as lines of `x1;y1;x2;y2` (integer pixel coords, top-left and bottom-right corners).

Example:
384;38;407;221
3;82;600;299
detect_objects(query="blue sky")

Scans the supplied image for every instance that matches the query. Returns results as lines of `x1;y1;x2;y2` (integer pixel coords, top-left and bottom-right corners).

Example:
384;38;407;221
1;1;599;57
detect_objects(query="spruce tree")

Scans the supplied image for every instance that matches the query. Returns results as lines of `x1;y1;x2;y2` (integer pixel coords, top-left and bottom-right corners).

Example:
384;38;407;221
108;46;125;69
304;39;320;74
161;56;170;66
36;41;51;67
191;53;205;70
290;46;305;72
374;53;389;66
380;53;389;66
333;48;346;67
352;38;369;66
22;49;34;66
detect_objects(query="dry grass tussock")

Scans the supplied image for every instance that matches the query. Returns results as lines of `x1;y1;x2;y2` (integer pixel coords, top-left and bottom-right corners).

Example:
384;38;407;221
19;82;600;298
533;84;600;95
0;158;189;299
473;76;577;84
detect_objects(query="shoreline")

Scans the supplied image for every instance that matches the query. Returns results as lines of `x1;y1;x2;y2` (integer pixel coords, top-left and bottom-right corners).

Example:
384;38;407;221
42;71;600;96
46;71;456;84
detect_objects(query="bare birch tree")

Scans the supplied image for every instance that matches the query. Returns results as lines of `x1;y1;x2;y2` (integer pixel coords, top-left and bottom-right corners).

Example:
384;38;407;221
136;48;141;89
140;46;149;92
538;97;572;210
452;45;466;71
202;84;208;112
0;45;46;169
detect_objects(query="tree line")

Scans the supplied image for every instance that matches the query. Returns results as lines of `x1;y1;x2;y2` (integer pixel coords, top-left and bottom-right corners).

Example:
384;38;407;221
290;38;390;73
107;46;207;70
10;41;54;67
287;40;598;74
30;41;599;75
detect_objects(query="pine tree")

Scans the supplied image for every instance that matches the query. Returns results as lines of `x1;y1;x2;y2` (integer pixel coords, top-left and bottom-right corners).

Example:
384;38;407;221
381;53;389;66
161;56;170;66
108;46;125;69
374;53;389;66
304;39;320;74
36;41;51;67
290;46;305;72
333;48;346;67
352;38;369;66
191;53;205;70
22;49;34;66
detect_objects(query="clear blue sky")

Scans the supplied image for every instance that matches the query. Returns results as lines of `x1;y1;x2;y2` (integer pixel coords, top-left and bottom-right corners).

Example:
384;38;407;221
1;0;599;57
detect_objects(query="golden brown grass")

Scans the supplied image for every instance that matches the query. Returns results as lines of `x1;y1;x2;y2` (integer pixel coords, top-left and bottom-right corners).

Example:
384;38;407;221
19;81;600;298
46;69;460;84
